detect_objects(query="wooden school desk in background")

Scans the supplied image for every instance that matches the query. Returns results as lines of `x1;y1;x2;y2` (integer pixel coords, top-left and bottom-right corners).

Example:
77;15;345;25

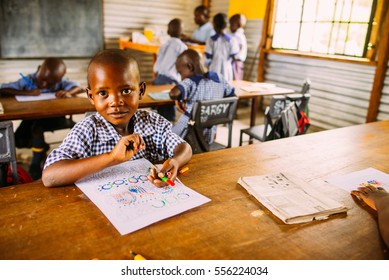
0;84;173;121
230;80;294;127
1;120;388;259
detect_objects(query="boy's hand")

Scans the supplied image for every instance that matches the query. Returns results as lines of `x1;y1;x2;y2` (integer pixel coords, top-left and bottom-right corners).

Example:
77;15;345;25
148;158;178;188
175;100;186;113
109;134;145;164
55;90;72;98
351;185;387;211
28;89;41;96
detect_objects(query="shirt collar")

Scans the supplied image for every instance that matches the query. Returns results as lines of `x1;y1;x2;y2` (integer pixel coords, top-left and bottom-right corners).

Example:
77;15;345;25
188;72;220;85
94;111;156;143
210;33;232;42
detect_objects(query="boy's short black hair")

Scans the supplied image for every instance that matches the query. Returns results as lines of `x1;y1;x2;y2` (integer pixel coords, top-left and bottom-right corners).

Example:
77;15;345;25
168;18;182;38
213;13;228;31
87;49;140;86
195;5;209;15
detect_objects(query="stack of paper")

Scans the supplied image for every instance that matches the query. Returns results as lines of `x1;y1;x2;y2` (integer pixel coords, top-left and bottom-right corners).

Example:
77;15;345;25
238;172;348;224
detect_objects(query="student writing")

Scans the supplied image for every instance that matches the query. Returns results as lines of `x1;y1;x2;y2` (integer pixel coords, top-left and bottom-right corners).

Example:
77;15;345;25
0;57;84;180
170;49;235;146
42;49;192;188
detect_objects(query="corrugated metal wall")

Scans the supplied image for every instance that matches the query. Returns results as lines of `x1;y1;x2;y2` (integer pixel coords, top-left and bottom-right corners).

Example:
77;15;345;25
263;54;376;129
377;61;389;121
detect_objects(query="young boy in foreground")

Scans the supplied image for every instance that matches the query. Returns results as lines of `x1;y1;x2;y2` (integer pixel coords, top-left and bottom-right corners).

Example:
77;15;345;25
42;49;192;187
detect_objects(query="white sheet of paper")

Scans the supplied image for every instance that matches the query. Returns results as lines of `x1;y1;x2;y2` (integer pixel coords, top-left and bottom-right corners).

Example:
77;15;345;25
75;158;211;235
326;168;389;192
15;92;56;102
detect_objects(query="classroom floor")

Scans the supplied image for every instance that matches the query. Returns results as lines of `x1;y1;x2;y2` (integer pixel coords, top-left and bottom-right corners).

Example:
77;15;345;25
13;100;324;175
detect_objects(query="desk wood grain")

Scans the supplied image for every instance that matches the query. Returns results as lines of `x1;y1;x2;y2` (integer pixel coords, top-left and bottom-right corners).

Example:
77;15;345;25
1;121;389;259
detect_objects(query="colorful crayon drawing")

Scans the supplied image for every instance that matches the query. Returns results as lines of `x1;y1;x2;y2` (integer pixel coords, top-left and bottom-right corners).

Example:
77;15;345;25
75;158;211;235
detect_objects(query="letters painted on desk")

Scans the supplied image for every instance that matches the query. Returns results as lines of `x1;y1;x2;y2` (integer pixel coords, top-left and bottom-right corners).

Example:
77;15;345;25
75;158;210;235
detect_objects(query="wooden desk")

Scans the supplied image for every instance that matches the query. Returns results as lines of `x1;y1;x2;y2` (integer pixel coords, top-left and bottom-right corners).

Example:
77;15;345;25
0;84;173;121
231;80;295;126
1;120;388;259
119;40;205;56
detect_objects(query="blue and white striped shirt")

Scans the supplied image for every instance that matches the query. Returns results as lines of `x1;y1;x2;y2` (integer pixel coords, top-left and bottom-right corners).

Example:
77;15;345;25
44;110;185;168
172;72;235;143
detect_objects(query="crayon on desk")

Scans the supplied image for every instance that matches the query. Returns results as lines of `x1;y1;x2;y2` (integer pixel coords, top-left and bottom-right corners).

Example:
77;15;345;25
179;166;189;174
130;251;146;260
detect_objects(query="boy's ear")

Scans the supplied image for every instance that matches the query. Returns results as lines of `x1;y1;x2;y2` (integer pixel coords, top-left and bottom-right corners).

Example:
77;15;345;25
139;82;146;100
86;88;95;105
187;63;195;72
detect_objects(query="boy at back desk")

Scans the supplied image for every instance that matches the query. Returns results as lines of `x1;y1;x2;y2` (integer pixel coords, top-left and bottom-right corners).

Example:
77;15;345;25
0;57;84;180
170;49;235;145
42;49;192;188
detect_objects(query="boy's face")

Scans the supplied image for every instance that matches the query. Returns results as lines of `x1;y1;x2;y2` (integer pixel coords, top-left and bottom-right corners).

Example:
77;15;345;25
194;10;207;25
36;66;64;89
229;19;239;33
87;62;145;133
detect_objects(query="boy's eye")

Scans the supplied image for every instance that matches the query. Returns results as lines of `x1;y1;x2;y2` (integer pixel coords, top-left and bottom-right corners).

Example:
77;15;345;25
97;91;108;97
122;88;134;95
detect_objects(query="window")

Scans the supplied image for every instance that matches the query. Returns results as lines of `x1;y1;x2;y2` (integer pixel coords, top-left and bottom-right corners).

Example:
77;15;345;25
270;0;381;60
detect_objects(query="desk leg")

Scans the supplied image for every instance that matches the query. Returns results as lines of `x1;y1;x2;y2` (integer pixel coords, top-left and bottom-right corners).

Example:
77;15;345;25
248;97;260;144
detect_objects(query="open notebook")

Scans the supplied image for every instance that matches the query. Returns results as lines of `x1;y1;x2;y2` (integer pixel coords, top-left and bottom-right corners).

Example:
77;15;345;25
238;172;348;224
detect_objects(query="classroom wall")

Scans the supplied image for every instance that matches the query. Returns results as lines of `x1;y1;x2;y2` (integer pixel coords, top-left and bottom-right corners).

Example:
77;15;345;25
377;61;389;121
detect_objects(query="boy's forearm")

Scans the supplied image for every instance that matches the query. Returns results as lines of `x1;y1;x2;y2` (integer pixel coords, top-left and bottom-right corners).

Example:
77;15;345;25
0;88;30;95
172;142;192;167
67;86;85;96
42;152;118;187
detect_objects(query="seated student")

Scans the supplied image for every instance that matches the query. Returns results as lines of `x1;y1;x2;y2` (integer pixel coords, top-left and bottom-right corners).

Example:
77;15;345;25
170;49;235;145
228;13;248;81
181;5;215;45
0;57;84;180
351;185;389;247
205;13;239;81
42;49;192;188
153;18;188;122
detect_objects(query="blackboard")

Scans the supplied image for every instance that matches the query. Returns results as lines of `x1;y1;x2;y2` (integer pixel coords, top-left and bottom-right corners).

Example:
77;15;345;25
0;0;103;58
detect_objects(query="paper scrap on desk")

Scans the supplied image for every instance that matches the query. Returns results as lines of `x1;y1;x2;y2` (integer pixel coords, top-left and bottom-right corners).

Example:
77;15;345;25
326;168;389;193
75;158;211;235
238;172;348;224
148;91;170;100
15;92;56;102
241;83;276;92
0;102;4;114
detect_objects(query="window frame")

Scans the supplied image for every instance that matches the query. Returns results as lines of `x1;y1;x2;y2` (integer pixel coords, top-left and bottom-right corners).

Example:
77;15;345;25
261;0;387;65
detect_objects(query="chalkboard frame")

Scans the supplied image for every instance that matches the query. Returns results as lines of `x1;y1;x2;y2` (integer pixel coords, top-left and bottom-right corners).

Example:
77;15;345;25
0;0;104;58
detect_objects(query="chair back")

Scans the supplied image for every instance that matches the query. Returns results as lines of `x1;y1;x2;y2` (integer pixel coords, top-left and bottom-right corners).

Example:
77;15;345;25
0;121;18;186
192;97;238;149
